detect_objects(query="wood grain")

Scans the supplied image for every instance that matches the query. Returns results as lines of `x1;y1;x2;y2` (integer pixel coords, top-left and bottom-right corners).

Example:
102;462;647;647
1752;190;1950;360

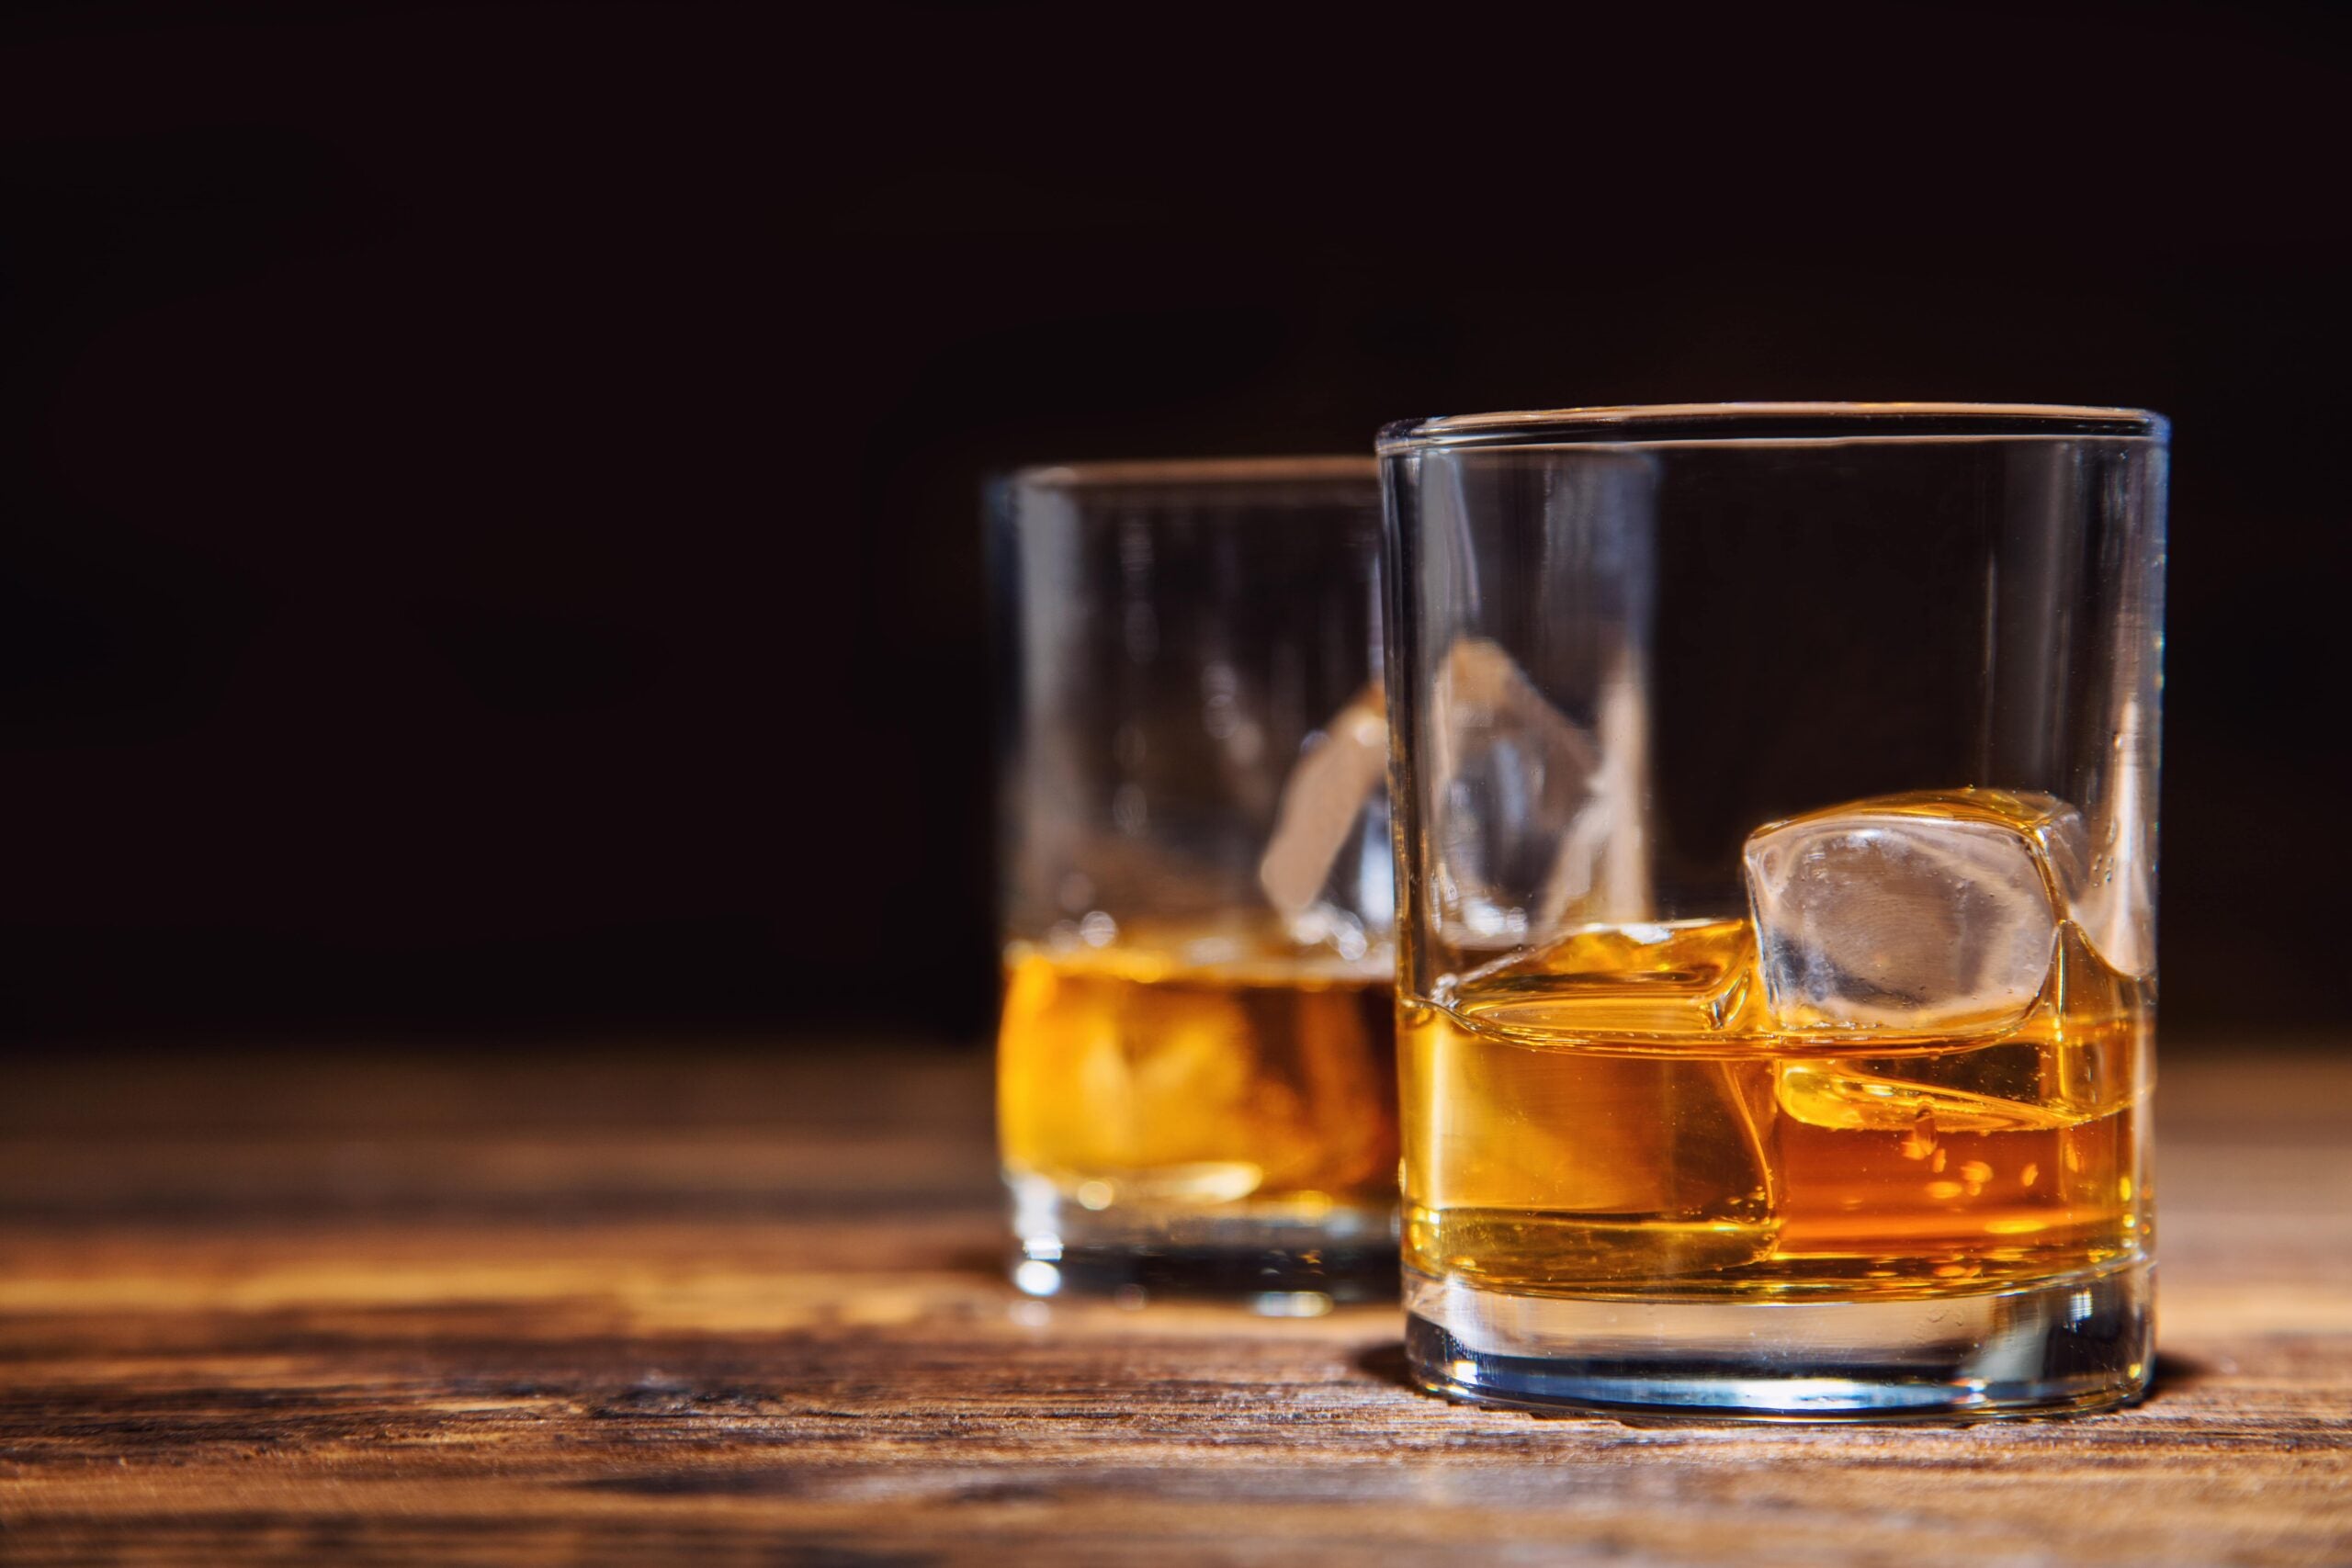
2;1043;2348;1565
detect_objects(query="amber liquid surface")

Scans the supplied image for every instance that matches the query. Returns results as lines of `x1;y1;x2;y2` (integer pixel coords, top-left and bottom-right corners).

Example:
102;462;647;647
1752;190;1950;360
1403;916;2151;1301
998;924;1398;1216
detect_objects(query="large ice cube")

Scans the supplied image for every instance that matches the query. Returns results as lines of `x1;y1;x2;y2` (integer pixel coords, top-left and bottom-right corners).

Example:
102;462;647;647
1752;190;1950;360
1743;790;2084;1033
2075;695;2157;978
1406;1006;1780;1279
1451;917;1757;1038
1258;682;1388;922
1428;637;1651;942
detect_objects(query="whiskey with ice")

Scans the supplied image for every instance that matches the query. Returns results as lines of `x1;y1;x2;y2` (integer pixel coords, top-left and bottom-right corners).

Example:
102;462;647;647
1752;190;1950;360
1000;918;1398;1290
1403;791;2152;1302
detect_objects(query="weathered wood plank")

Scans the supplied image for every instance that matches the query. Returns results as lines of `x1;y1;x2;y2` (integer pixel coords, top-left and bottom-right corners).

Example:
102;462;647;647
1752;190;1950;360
1;1045;2347;1565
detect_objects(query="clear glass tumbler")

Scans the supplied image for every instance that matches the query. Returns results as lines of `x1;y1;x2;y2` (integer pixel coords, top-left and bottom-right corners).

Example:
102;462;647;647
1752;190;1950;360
1381;404;2165;1416
991;457;1397;1306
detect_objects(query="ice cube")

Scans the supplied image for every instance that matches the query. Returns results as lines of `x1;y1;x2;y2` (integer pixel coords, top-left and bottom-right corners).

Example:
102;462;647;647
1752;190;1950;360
1000;945;1294;1205
1258;683;1388;919
1538;649;1652;931
1428;638;1651;942
1776;1060;2080;1136
1408;1006;1779;1277
1743;790;2084;1034
2075;695;2157;978
1451;917;1758;1038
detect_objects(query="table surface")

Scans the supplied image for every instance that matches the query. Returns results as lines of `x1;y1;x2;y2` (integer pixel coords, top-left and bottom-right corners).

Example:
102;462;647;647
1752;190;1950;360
2;1043;2348;1566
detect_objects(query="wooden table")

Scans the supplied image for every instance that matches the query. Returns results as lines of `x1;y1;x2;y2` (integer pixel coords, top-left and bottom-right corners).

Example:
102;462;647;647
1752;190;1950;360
2;1043;2347;1565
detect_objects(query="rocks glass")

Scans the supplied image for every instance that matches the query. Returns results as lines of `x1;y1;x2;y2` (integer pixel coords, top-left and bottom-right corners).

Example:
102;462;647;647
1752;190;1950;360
991;458;1397;1308
1380;404;2166;1416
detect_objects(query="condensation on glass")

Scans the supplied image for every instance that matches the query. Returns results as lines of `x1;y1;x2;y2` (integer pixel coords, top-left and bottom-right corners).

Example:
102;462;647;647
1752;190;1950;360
990;457;1397;1309
1381;404;2166;1417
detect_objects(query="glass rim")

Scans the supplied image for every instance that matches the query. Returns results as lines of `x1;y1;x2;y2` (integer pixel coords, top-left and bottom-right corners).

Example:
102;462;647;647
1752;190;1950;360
1377;401;2168;453
1009;455;1378;490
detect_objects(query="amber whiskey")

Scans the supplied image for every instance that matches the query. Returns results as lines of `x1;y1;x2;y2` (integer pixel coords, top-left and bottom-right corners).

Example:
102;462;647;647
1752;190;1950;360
1406;790;2155;1304
999;923;1398;1226
1403;909;2151;1301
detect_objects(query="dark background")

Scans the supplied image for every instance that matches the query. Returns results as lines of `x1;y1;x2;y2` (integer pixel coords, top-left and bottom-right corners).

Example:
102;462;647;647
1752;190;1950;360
3;1;2343;1046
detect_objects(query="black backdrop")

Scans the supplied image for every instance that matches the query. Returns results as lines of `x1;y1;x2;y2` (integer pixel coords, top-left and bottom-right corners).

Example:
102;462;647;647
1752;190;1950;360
4;1;2344;1043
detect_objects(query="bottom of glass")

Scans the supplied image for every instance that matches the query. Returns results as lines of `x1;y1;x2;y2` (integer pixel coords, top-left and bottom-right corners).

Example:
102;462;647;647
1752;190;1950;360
1007;1175;1399;1310
1403;1258;2153;1421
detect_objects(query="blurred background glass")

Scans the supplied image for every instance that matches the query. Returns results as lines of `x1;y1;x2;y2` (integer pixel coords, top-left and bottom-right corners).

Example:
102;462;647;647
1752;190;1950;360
991;458;1393;1302
0;3;2338;1051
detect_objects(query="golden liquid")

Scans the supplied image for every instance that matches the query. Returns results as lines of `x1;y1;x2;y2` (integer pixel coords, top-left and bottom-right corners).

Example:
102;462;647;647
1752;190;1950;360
1403;917;2152;1301
998;925;1398;1215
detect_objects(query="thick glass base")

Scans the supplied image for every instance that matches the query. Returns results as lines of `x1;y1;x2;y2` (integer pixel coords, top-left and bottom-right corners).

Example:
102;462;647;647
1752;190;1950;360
1007;1175;1398;1310
1404;1258;2153;1420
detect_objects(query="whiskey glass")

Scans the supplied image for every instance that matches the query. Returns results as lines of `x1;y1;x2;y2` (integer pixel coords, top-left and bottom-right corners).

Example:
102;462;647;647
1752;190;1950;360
991;457;1396;1306
1381;404;2166;1416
